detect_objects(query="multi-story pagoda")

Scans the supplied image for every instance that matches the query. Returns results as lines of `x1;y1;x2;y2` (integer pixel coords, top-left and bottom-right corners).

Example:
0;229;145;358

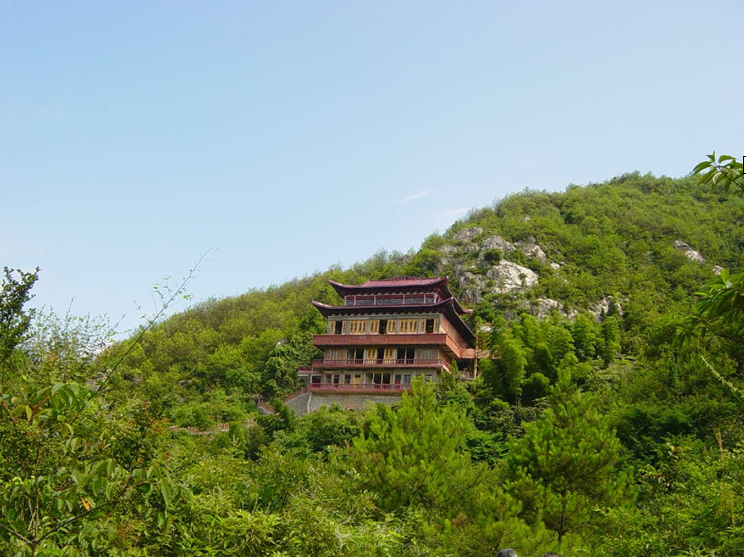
293;277;476;411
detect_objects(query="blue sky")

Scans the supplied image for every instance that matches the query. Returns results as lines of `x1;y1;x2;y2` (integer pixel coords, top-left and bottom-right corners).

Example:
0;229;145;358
1;0;743;333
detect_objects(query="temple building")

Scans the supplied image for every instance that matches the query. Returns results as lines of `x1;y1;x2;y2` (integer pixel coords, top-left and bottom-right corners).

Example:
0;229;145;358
290;277;476;413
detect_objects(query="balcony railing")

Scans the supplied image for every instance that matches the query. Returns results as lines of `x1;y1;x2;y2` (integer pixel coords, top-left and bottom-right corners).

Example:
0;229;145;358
309;383;410;392
343;294;440;307
312;333;469;359
312;358;450;370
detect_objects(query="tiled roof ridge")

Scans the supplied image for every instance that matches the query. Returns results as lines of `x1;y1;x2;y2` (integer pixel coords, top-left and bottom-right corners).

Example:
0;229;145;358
363;276;443;286
328;277;445;289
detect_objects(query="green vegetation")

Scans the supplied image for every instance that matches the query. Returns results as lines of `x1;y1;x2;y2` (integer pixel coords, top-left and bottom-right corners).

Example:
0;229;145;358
0;161;742;555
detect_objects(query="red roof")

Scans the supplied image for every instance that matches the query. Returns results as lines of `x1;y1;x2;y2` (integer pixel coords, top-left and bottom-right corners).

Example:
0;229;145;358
327;276;469;315
361;277;446;288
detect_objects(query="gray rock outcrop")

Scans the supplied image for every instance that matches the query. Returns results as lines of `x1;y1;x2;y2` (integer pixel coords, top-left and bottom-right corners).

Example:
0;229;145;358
518;297;565;319
674;240;705;264
453;227;483;242
480;234;514;254
515;240;548;262
488;261;539;291
458;261;539;305
590;296;624;323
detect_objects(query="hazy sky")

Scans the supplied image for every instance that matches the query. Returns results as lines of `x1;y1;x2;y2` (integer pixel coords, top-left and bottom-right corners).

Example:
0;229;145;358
1;0;743;333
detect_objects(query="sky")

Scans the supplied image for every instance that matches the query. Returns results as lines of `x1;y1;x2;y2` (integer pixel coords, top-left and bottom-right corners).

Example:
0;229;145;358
1;0;743;334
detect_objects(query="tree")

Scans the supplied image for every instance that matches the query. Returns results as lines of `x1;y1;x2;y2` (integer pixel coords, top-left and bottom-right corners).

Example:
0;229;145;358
499;339;527;403
0;267;39;380
601;315;621;367
346;378;484;513
675;155;745;396
294;404;361;454
522;372;550;405
0;382;182;556
505;368;633;543
261;331;318;397
571;315;597;361
0;261;203;555
692;152;744;194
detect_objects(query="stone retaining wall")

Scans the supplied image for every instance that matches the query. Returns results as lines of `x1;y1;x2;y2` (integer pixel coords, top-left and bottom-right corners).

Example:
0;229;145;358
286;391;402;415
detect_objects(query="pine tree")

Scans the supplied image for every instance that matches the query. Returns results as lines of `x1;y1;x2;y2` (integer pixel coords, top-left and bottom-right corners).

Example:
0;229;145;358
505;368;633;543
601;315;621;367
500;339;527;403
347;378;479;513
571;314;598;361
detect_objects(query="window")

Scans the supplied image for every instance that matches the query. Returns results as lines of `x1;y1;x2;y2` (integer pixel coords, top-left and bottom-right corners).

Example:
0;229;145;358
348;348;364;362
425;319;435;333
334;321;343;334
397;347;415;363
333;374;341;384
403;374;411;384
344;374;352;384
425;374;433;382
379;319;388;334
394;374;401;385
418;348;436;361
311;376;321;384
369;319;379;334
400;319;418;333
349;320;367;334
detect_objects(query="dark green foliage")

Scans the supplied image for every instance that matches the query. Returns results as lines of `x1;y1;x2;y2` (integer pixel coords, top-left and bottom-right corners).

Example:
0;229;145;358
601;315;621;367
506;369;634;543
522;371;551;404
260;331;317;397
347;379;485;513
289;404;362;454
693;151;744;194
483;248;502;264
0;165;743;555
0;267;39;378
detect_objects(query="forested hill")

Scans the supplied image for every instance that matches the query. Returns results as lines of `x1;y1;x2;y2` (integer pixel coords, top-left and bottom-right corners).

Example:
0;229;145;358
110;171;743;426
4;169;743;556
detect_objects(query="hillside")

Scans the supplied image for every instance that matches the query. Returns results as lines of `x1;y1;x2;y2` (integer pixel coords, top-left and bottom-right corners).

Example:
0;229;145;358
3;169;743;556
108;171;743;426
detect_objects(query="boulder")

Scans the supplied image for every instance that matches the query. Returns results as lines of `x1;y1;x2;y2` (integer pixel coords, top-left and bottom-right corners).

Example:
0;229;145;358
684;250;706;264
457;272;485;306
438;244;460;256
590;296;624;323
486;261;539;293
518;297;565;319
674;240;705;264
480;234;514;253
453;227;483;242
515;241;547;262
456;261;539;305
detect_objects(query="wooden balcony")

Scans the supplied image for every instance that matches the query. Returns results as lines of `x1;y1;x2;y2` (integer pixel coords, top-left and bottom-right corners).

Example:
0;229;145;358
312;333;470;358
311;358;451;372
343;293;440;307
309;383;410;394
